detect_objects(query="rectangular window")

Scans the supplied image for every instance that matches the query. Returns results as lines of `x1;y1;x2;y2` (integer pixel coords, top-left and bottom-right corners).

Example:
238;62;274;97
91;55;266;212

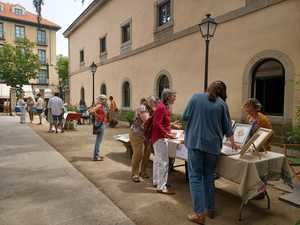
15;25;25;40
80;49;84;63
14;8;23;16
0;23;4;39
38;69;48;84
100;36;106;54
121;23;131;43
158;1;171;26
37;30;46;45
38;49;46;65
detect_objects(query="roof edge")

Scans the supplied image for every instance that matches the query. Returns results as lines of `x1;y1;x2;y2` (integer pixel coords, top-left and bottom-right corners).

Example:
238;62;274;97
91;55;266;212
0;15;61;31
63;0;109;38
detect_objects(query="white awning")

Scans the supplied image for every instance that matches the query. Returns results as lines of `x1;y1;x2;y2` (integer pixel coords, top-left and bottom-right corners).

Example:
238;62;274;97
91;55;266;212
0;84;10;98
44;88;53;98
0;84;34;99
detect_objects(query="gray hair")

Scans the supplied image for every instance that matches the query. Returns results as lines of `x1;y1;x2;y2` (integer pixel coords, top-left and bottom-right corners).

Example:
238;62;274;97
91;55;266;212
161;89;176;102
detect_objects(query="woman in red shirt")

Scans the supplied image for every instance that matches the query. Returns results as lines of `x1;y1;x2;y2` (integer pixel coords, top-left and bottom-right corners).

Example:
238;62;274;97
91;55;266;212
89;95;107;161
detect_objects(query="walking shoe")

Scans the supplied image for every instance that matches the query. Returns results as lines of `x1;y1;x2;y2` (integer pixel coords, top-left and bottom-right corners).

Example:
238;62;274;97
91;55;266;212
156;188;175;195
93;157;104;161
187;213;206;224
132;175;140;183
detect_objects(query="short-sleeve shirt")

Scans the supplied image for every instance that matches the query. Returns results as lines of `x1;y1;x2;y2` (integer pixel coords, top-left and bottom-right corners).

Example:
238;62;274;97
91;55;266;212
48;96;64;116
36;97;44;110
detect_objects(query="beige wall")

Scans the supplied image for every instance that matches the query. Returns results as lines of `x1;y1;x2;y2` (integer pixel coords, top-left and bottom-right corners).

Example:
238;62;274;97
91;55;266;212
69;0;245;73
68;0;300;125
0;20;58;87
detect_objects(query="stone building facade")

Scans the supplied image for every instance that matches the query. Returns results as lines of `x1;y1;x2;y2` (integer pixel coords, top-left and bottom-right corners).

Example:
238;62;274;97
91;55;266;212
0;2;60;107
64;0;300;129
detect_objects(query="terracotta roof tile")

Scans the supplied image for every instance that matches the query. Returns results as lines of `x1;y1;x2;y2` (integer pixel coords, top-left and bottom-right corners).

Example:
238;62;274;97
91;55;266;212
0;2;60;30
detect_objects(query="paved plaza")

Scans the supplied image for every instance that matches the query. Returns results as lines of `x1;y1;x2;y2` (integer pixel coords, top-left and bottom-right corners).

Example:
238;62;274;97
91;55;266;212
0;116;135;225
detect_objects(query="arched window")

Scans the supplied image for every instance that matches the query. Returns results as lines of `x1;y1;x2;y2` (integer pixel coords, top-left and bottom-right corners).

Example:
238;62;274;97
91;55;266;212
100;83;107;95
157;74;170;98
80;86;85;102
122;81;130;107
251;59;285;116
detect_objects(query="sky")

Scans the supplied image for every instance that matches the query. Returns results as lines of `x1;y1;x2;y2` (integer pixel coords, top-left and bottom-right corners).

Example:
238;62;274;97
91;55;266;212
5;0;94;56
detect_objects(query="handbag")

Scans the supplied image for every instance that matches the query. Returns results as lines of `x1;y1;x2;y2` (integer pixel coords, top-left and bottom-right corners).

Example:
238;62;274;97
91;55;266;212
93;121;103;135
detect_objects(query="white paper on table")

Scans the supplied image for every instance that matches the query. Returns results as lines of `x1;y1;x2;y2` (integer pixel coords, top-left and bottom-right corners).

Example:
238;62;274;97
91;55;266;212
221;144;241;156
176;144;188;160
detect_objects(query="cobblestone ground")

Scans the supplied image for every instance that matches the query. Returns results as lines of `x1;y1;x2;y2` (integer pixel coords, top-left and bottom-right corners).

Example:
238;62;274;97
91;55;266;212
30;118;300;225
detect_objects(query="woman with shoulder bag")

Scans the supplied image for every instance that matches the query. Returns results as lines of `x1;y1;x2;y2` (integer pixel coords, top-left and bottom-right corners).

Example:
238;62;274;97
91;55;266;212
89;95;107;161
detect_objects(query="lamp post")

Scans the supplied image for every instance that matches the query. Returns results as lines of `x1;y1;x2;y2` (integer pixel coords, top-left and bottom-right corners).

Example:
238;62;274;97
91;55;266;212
59;77;63;100
199;14;217;91
89;62;97;106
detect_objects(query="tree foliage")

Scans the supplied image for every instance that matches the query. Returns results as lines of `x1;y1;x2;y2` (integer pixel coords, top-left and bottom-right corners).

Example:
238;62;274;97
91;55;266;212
56;54;69;85
0;39;40;94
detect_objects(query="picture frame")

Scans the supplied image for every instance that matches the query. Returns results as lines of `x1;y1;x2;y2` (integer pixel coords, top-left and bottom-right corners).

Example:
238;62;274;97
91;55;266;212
240;128;273;157
221;123;252;155
232;123;253;145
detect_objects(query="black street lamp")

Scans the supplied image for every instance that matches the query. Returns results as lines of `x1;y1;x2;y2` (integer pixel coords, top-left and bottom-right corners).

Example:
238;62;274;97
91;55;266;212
199;14;217;91
89;62;97;106
59;78;64;100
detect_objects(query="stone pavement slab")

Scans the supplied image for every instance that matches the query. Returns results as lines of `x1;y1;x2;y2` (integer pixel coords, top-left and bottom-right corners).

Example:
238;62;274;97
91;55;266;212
0;116;136;225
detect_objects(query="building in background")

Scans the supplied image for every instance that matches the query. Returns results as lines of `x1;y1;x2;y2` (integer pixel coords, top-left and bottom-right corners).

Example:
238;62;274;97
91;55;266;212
64;0;300;136
0;1;60;110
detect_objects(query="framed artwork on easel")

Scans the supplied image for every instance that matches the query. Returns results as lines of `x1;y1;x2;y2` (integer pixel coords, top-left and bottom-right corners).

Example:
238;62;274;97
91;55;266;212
240;128;273;157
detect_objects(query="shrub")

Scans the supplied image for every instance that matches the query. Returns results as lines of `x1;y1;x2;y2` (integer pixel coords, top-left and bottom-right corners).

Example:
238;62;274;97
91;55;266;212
66;104;79;112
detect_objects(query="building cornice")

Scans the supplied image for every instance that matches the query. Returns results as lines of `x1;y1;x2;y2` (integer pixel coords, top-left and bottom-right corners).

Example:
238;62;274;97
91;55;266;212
0;15;61;31
63;0;109;37
69;0;288;77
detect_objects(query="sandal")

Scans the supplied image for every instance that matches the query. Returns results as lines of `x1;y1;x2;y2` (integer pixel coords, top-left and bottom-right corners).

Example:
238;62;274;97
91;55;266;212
132;175;140;183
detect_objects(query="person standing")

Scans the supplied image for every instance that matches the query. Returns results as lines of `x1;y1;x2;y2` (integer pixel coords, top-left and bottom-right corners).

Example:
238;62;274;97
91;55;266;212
151;89;177;195
17;94;26;124
89;95;107;161
26;96;35;123
35;93;44;125
48;92;64;133
129;100;151;182
183;81;237;224
108;96;118;127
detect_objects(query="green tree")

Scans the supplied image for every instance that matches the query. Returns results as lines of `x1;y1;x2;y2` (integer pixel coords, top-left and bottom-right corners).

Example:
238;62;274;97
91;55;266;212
0;39;40;95
56;54;69;85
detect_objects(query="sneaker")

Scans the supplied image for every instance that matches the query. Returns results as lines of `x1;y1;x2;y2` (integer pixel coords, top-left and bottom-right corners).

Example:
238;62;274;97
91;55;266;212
187;213;206;224
156;188;175;195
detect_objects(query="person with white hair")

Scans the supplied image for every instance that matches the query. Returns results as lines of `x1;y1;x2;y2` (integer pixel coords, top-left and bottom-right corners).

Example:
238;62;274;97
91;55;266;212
89;94;107;161
151;89;178;194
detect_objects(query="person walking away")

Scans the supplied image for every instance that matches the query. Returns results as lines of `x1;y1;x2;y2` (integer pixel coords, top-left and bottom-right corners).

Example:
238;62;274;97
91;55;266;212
26;96;35;123
243;98;272;151
48;93;64;133
108;96;118;127
45;99;54;132
129;101;151;182
183;81;238;224
89;95;107;161
35;93;44;125
151;89;177;195
17;94;26;124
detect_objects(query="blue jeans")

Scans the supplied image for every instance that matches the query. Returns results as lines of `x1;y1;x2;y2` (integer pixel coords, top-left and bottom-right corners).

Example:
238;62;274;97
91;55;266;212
188;149;218;214
93;126;104;159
